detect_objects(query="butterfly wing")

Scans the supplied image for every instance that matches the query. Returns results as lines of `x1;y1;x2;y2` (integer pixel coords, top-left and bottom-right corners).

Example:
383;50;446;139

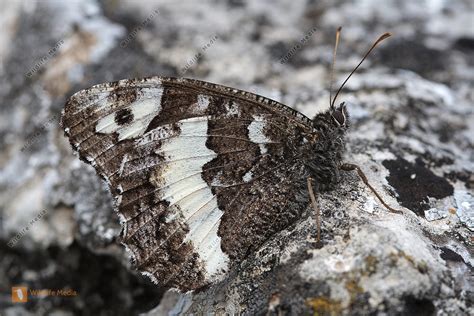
62;77;316;291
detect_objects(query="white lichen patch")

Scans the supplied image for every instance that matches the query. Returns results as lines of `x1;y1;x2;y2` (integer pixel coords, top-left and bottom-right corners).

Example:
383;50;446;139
424;208;449;222
324;255;355;273
454;190;474;231
299;224;444;311
363;196;378;214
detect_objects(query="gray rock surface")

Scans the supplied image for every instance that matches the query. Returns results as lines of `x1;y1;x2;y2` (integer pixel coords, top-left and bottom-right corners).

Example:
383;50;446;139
0;0;472;315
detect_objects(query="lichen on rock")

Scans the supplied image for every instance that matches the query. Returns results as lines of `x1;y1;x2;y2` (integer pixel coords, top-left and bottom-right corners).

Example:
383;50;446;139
0;0;472;315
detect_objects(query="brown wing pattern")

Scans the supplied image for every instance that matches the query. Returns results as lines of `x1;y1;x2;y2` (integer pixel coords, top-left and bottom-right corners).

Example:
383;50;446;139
62;77;316;291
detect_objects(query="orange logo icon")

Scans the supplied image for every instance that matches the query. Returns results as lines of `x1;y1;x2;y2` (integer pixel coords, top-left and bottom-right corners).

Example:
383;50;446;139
12;287;28;303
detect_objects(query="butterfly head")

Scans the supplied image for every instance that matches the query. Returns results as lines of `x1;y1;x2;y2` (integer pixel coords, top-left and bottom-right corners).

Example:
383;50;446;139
311;103;349;137
331;102;348;127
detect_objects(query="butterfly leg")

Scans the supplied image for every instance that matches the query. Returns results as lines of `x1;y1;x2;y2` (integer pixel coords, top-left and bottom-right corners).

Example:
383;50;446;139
341;163;403;214
306;177;321;243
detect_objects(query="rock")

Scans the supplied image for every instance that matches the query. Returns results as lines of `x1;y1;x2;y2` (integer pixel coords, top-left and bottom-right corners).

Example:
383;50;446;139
0;0;472;315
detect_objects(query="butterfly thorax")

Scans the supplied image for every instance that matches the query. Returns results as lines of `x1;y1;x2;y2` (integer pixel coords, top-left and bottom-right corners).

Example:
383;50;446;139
306;105;349;191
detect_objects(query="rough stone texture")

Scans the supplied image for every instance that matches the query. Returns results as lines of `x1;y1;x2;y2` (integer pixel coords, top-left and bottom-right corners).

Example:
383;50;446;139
0;0;472;315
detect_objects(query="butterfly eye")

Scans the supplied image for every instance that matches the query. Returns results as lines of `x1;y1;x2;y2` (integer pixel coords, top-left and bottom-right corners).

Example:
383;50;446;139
332;109;345;126
331;103;347;126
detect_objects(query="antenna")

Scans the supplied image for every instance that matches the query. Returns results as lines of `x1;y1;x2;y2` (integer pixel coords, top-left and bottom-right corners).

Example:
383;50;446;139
329;27;342;109
331;32;391;108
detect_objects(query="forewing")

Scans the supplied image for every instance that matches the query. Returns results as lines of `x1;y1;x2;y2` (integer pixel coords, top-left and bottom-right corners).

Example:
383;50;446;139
61;77;315;291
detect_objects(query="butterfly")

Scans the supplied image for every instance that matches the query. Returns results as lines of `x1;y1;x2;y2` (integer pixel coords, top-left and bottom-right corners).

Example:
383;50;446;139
61;29;400;291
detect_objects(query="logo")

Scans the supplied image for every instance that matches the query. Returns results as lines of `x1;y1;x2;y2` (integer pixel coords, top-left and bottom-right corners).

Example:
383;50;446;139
12;287;28;303
11;286;78;303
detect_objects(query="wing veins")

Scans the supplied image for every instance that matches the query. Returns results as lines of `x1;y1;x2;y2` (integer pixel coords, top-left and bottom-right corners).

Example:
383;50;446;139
119;151;270;210
115;148;247;181
136;156;301;270
123;192;217;243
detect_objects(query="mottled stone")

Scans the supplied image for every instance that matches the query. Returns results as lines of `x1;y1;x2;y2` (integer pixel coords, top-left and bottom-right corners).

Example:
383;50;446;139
0;0;472;314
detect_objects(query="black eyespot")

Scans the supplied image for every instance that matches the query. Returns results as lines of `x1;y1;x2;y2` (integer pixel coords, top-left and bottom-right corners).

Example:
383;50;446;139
115;108;134;125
